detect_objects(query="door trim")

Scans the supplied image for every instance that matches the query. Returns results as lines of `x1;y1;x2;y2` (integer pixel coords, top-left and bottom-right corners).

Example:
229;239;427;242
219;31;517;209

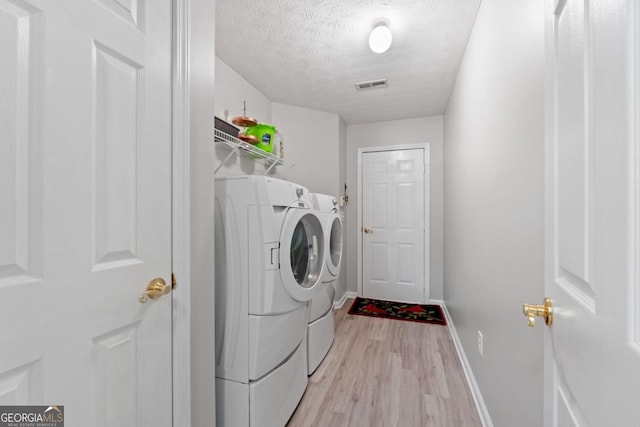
172;0;191;425
172;0;216;425
356;143;431;302
632;0;640;350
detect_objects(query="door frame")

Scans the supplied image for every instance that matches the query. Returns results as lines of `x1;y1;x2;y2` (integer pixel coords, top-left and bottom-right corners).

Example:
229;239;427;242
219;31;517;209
172;0;216;425
356;143;431;302
172;1;191;424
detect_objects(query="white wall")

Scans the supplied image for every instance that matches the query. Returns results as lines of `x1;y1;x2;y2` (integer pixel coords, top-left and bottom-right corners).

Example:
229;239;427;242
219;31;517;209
214;57;276;176
272;102;341;196
186;3;216;426
443;0;544;426
215;57;271;124
345;116;444;300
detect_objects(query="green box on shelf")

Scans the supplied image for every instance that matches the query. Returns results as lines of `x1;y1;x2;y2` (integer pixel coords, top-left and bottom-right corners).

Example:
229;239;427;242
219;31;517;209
244;123;276;153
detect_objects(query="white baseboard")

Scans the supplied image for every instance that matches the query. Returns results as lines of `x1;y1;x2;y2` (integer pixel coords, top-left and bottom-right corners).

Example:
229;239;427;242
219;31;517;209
334;291;358;309
440;303;494;427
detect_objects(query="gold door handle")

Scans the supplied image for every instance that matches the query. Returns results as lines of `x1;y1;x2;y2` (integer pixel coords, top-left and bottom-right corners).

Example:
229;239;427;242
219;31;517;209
522;298;553;327
363;227;373;234
139;278;170;303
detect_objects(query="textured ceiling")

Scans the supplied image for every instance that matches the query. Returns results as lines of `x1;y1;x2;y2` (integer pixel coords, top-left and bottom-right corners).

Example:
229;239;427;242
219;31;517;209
216;0;481;125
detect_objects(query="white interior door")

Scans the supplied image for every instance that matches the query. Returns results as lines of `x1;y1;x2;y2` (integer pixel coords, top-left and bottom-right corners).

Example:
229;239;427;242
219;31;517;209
0;0;173;425
543;0;640;425
361;147;427;303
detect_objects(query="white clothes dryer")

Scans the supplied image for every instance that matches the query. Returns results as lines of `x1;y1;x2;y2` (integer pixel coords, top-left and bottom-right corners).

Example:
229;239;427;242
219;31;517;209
315;194;343;283
307;193;344;374
215;176;326;427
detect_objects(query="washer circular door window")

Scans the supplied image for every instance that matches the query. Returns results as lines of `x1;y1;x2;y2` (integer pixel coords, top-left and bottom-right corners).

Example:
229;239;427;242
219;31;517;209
280;208;325;301
326;213;343;277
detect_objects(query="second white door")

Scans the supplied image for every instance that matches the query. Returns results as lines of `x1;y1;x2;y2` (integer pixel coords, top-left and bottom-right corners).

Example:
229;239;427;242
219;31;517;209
361;147;428;303
543;0;640;425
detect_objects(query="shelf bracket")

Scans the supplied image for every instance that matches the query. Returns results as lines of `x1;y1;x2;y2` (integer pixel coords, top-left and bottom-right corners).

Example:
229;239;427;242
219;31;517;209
214;146;239;174
264;160;279;175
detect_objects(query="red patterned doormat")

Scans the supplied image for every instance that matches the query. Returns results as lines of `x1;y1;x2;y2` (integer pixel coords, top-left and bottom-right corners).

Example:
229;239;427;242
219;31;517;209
348;297;447;325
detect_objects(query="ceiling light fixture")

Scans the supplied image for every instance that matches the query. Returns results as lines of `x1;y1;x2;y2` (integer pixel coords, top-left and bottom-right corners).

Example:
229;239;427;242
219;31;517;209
368;22;392;54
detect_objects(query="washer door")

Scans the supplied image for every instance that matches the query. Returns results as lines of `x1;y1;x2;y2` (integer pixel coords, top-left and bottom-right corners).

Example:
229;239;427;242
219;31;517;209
280;209;326;301
325;211;343;277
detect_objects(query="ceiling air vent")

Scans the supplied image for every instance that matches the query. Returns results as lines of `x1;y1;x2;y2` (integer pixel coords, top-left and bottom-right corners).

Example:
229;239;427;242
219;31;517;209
355;79;388;91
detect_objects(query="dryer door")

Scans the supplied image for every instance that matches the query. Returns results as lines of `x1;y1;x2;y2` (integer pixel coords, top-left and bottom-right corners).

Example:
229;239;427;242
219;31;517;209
280;209;325;301
325;211;343;277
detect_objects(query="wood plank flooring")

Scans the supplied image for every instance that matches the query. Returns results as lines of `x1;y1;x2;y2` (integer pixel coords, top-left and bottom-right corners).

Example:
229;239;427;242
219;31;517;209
287;300;482;427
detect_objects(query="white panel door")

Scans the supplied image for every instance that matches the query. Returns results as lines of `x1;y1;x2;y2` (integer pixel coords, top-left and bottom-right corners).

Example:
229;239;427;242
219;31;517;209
543;0;640;425
362;148;427;303
0;0;172;425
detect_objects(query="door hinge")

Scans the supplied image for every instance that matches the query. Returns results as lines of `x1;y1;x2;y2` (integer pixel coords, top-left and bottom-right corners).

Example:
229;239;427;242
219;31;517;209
172;273;177;290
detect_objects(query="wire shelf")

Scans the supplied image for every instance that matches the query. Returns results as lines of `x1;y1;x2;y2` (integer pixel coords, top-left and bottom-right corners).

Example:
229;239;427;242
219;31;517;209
213;128;293;174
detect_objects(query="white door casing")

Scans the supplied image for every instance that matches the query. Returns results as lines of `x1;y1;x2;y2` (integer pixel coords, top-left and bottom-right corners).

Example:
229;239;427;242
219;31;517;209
358;145;429;303
0;0;172;425
544;0;640;425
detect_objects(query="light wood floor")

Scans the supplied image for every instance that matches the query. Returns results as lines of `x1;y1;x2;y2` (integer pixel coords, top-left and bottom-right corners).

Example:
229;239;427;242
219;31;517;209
287;300;482;427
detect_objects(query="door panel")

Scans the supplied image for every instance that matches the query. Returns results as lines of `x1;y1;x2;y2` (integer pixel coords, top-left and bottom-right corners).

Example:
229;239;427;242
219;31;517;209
96;0;143;29
555;0;593;301
0;0;172;424
371;243;389;283
362;148;427;303
92;322;142;427
0;360;42;404
0;0;43;286
93;43;143;268
371;183;388;228
545;0;640;425
557;384;582;426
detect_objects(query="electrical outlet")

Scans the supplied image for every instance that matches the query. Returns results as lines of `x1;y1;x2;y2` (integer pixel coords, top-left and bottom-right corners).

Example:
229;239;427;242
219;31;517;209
477;331;484;357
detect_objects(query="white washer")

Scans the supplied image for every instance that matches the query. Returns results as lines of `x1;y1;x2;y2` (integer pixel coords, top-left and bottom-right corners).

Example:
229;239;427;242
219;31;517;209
215;176;326;427
307;193;343;374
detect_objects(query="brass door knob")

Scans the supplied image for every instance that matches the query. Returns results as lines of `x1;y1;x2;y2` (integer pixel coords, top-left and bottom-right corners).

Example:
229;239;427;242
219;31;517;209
523;298;553;327
139;278;170;303
363;227;373;234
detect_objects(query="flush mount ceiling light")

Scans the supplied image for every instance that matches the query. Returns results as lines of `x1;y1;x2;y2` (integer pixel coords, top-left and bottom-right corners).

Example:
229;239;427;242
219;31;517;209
368;22;392;54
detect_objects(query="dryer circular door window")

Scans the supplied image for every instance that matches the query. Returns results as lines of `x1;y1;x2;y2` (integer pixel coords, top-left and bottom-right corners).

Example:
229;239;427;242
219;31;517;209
279;209;326;301
326;213;343;277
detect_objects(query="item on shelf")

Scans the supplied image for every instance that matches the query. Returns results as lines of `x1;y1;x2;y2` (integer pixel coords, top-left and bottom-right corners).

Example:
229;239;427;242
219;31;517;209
214;117;240;138
232;116;258;128
269;131;284;158
244;123;276;153
231;100;258;128
278;132;284;159
213;128;294;176
238;133;260;144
